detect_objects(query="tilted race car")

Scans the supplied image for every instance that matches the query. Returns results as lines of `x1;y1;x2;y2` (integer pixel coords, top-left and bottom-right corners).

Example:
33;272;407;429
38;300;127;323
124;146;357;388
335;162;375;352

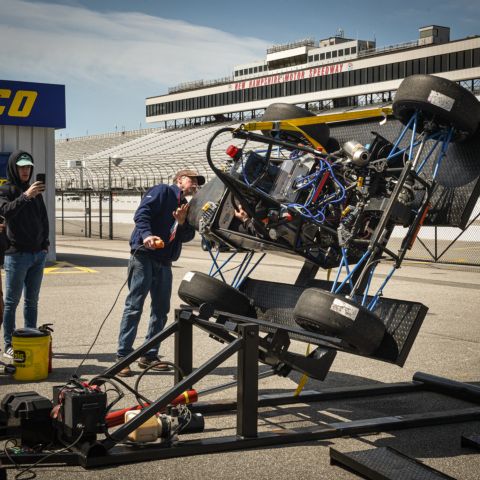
179;74;480;379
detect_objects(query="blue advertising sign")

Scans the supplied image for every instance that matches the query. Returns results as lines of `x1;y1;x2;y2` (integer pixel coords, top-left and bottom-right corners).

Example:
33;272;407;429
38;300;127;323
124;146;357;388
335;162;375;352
0;79;65;128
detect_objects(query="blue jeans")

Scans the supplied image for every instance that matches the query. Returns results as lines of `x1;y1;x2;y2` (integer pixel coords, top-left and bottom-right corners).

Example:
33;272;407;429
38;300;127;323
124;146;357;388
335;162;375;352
3;251;47;348
117;253;172;359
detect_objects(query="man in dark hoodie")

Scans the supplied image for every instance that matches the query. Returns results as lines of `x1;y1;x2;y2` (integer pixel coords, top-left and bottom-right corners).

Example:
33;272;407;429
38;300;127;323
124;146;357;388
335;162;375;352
0;151;49;359
116;169;204;377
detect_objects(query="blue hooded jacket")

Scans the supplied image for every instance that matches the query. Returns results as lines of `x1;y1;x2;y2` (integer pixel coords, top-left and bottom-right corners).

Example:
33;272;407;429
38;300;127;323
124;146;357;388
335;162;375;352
129;183;195;264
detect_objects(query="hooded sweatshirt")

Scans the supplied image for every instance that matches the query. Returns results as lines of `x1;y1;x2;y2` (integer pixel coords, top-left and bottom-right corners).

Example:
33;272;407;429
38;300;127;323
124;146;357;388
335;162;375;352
0;150;49;253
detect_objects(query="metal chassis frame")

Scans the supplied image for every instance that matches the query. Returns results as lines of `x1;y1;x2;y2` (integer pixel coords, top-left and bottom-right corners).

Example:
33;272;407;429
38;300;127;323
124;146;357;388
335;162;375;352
2;308;480;470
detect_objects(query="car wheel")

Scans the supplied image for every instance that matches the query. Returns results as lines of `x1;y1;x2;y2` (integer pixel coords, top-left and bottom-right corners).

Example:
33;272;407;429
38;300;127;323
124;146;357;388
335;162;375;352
393;74;480;139
294;288;386;355
178;271;255;317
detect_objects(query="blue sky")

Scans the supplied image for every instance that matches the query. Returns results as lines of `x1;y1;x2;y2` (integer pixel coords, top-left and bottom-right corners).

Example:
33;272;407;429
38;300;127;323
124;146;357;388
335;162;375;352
1;0;479;138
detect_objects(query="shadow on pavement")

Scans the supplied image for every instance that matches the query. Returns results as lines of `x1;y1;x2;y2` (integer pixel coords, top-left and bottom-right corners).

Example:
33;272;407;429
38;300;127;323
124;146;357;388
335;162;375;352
55;252;128;268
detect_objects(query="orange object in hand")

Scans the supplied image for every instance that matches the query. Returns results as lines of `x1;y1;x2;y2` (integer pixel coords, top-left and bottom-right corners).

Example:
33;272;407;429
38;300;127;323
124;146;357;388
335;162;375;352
153;238;165;249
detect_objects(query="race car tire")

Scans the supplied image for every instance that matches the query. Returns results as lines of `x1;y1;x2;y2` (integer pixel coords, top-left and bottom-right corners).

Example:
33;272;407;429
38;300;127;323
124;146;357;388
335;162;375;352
293;288;386;355
261;103;330;147
178;271;255;317
393;74;480;138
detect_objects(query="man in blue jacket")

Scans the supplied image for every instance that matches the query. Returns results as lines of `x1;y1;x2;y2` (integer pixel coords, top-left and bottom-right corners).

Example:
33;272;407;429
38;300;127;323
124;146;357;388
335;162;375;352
117;169;204;376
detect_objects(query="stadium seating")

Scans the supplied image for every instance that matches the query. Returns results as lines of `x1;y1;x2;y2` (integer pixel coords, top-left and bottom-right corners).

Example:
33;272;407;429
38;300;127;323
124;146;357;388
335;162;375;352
55;122;241;191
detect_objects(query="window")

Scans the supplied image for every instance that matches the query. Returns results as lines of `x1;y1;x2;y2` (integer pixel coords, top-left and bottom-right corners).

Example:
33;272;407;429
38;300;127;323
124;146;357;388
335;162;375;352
465;49;472;69
320;53;325;60
419;58;426;74
332;74;338;89
406;60;413;77
338;49;344;56
427;56;434;74
412;59;420;75
354;69;361;84
325;74;332;90
332;50;337;58
366;67;373;83
474;48;480;67
457;52;467;70
351;46;356;54
379;65;386;82
360;68;366;84
348;70;355;86
308;56;313;62
344;48;350;55
314;54;319;61
449;52;457;71
326;52;331;59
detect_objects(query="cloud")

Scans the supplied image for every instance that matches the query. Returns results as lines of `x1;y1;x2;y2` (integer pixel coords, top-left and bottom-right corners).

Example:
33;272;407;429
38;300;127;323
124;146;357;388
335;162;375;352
0;0;269;89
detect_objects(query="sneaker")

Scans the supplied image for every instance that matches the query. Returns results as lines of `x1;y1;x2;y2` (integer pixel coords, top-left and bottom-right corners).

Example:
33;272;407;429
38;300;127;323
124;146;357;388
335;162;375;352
3;347;13;360
137;356;171;371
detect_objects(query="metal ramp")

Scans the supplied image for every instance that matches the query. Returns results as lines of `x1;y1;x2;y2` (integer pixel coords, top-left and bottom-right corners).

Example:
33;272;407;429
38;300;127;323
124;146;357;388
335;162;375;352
330;446;456;480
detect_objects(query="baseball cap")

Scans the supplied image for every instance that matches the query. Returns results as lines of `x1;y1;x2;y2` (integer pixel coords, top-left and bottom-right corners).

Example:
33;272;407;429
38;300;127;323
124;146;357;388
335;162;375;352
174;169;205;186
16;153;34;167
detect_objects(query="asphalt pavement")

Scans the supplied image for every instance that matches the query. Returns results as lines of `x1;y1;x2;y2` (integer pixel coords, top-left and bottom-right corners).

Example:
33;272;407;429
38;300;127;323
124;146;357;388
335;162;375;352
1;234;480;479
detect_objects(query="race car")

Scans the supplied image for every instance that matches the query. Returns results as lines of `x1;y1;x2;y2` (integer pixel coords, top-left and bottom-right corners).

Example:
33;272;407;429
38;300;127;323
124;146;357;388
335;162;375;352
180;74;480;366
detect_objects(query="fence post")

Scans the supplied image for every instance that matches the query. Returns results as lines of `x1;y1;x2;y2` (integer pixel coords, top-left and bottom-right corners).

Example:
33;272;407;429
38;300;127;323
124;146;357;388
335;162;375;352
99;193;103;239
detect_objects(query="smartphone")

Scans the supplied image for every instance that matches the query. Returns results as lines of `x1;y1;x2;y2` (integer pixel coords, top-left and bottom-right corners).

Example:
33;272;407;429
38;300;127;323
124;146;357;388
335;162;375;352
36;173;46;184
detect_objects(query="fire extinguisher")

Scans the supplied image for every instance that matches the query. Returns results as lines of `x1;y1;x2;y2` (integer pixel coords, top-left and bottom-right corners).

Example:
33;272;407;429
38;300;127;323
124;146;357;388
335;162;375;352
39;324;54;373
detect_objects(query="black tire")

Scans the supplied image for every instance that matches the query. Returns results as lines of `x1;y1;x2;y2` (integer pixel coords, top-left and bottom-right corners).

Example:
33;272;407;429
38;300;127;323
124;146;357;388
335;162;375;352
178;271;255;317
261;103;330;147
294;289;385;355
393;74;480;138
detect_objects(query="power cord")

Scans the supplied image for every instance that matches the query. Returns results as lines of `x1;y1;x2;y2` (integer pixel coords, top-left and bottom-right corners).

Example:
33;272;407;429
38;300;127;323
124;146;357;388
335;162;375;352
3;429;84;480
133;360;185;407
72;244;145;378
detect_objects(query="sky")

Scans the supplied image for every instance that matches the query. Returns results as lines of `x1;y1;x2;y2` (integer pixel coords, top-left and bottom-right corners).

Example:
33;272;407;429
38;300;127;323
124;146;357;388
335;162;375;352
1;0;479;139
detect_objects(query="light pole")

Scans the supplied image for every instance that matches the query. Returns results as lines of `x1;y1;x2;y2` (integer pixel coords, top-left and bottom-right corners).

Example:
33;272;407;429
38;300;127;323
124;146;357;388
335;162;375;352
108;155;123;239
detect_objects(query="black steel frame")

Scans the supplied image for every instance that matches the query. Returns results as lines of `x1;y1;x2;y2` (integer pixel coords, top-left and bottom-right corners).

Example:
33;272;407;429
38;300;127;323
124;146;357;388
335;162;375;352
1;308;480;470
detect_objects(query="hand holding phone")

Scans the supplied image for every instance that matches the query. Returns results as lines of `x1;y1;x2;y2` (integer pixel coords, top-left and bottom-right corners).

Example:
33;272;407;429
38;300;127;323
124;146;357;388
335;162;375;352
36;173;46;184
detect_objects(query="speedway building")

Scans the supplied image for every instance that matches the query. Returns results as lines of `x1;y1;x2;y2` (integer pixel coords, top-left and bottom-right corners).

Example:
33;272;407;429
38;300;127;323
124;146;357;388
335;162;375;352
145;25;479;127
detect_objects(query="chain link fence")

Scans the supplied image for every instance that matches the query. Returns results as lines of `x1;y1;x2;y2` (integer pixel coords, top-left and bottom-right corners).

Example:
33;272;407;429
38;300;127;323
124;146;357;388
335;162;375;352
55;186;480;267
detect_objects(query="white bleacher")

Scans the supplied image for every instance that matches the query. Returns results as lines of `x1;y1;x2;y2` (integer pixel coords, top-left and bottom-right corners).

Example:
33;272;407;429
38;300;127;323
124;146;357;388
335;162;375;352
55;122;243;190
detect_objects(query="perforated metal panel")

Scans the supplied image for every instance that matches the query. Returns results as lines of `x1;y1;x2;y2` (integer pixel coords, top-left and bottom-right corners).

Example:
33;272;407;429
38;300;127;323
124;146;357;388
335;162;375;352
240;278;427;366
328;117;480;228
330;447;455;480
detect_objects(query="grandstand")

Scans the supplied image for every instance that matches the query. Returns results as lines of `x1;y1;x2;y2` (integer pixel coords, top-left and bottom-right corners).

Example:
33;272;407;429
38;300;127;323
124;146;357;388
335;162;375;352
55;121;246;191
